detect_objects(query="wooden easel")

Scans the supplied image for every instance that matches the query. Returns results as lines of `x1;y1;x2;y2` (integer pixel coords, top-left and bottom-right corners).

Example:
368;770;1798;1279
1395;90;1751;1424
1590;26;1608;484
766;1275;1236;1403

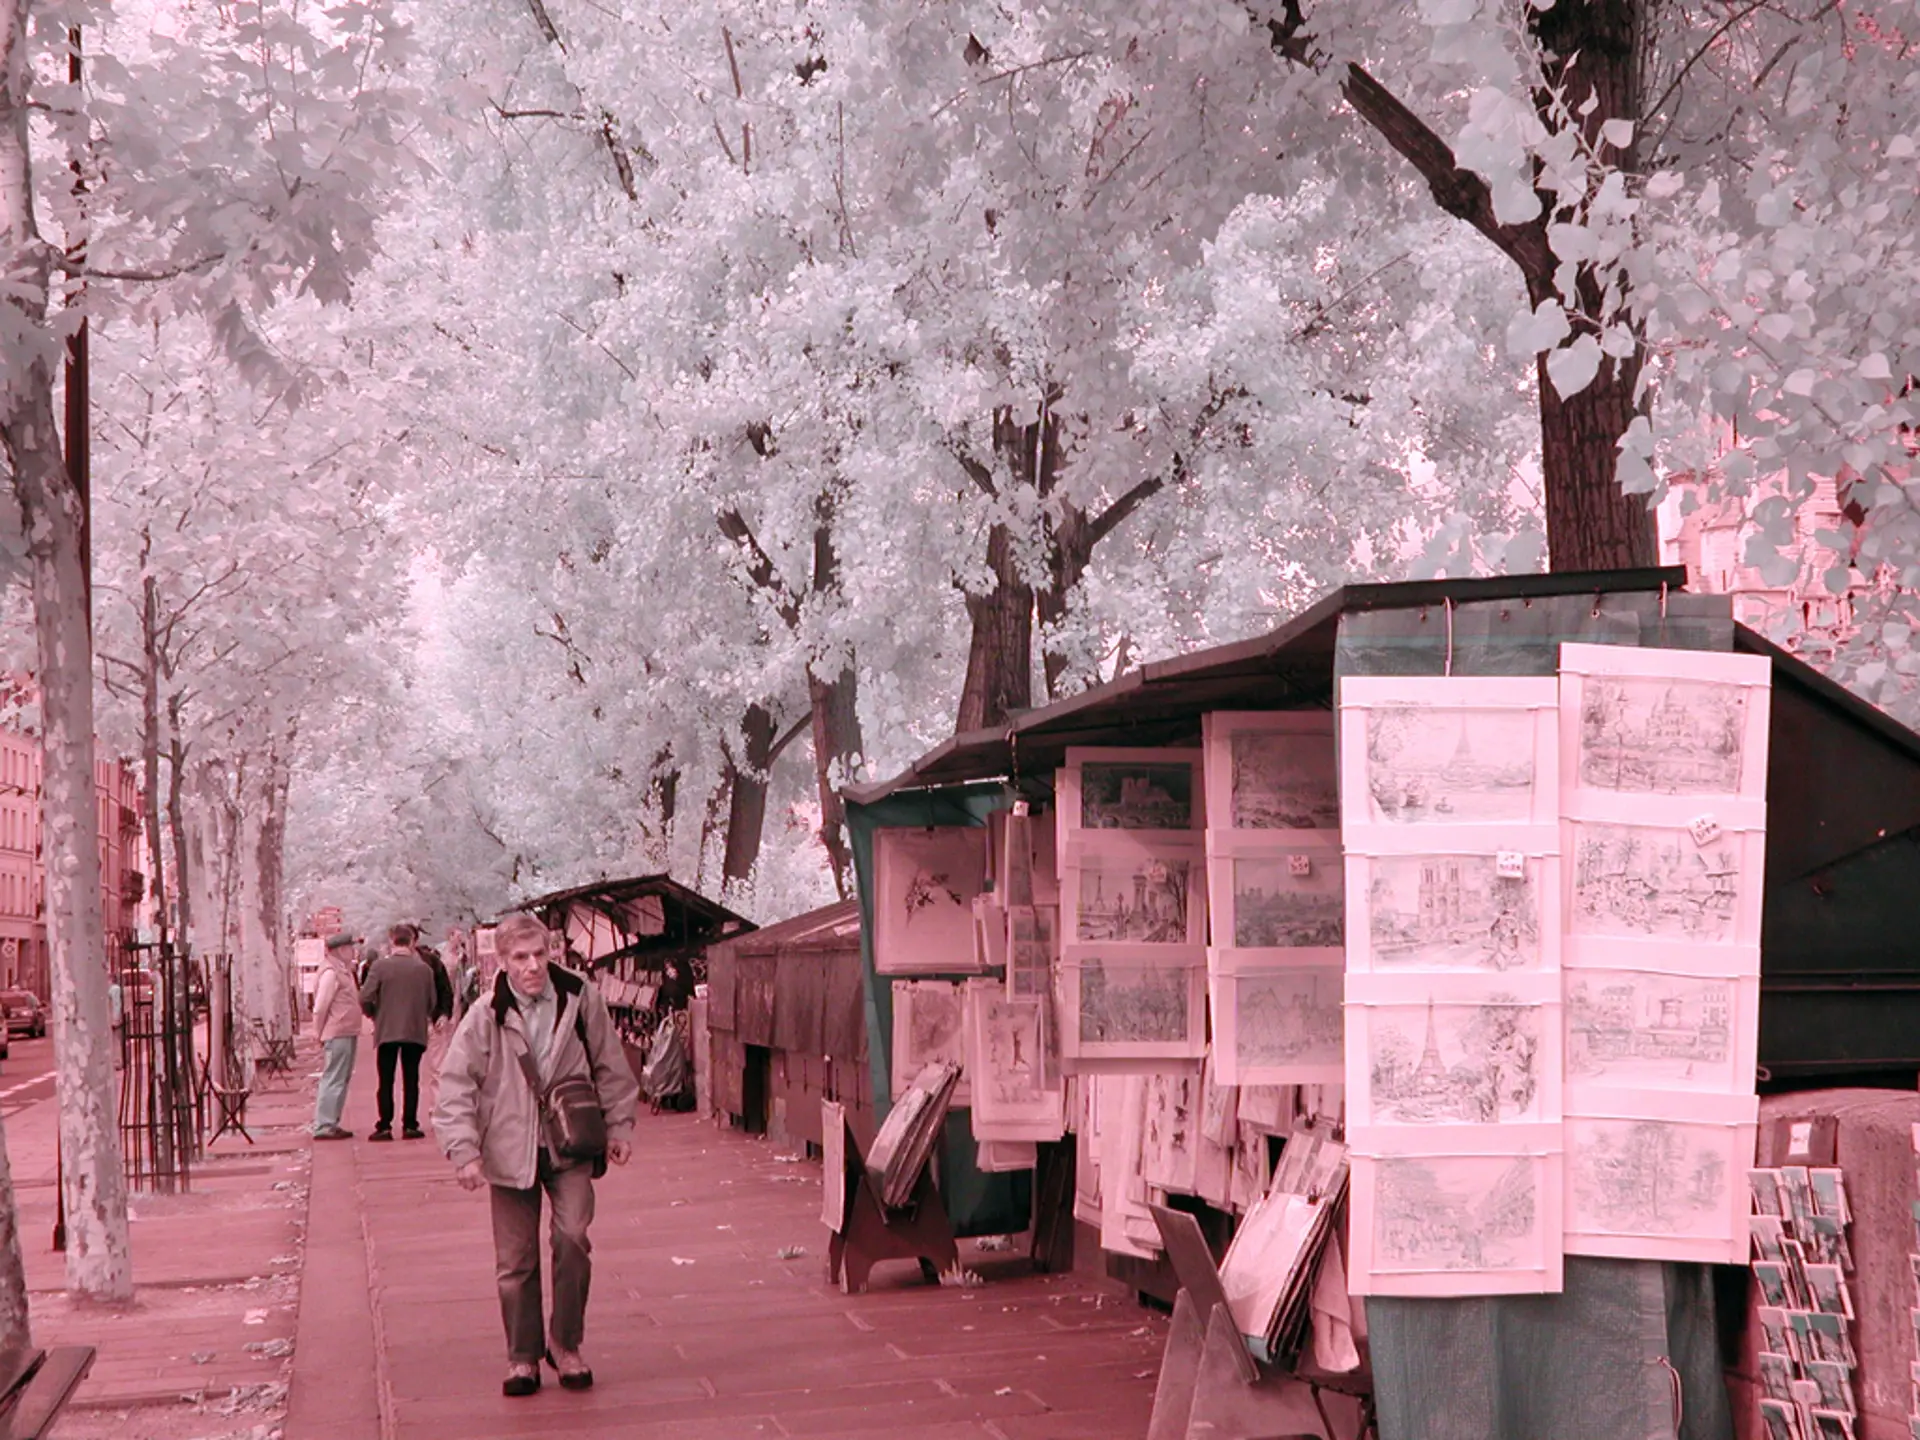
1145;1205;1375;1440
824;1113;959;1295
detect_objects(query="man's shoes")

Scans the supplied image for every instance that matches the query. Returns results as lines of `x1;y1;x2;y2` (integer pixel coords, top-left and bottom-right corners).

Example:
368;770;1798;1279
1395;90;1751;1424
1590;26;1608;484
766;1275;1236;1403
502;1363;540;1398
402;1125;426;1140
313;1126;353;1140
367;1127;394;1143
546;1347;593;1390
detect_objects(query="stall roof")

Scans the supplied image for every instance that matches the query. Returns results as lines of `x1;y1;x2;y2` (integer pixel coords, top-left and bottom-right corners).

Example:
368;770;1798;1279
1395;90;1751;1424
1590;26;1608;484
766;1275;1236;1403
729;900;862;958
849;567;1715;802
511;874;754;947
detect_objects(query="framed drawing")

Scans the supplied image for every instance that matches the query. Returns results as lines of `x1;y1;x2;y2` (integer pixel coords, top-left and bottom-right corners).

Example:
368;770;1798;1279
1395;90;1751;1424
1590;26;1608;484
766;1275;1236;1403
1564;965;1760;1095
872;826;989;975
963;980;1063;1141
1005;903;1058;1000
1564;1090;1759;1264
1339;677;1559;834
1140;1069;1202;1195
1205;833;1344;961
1202;710;1339;834
1345;972;1562;1129
1209;960;1344;1086
1058;944;1208;1063
1559;643;1771;807
1347;1127;1565;1296
890;979;969;1107
1060;747;1203;840
1344;849;1560;973
1063;836;1206;946
1564;819;1765;960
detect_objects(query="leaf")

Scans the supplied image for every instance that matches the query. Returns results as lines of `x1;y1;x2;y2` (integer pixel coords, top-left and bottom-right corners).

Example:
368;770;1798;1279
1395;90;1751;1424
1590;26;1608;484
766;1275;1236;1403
1505;300;1570;360
1545;335;1602;398
1599;119;1634;150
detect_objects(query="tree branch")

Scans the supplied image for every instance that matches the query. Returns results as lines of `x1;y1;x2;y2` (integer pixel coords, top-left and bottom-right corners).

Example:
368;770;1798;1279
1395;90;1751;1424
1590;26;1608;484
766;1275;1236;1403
716;509;803;630
1265;4;1554;288
766;712;811;768
951;446;998;499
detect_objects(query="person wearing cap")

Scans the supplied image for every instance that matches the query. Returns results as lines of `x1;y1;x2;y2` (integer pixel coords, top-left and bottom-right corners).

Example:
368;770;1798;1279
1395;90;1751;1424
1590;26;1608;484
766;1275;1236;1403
309;933;365;1140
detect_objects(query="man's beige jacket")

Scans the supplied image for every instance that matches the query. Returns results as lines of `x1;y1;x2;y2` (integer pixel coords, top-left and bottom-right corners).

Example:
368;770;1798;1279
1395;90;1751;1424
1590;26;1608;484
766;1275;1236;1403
432;964;640;1189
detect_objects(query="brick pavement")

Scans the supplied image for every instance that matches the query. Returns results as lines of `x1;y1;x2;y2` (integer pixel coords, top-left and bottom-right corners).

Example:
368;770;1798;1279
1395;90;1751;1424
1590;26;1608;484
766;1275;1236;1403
286;1039;1166;1440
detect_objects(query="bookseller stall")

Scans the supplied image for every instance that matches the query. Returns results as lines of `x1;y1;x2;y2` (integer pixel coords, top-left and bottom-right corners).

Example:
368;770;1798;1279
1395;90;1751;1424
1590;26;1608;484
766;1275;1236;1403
840;566;1920;1440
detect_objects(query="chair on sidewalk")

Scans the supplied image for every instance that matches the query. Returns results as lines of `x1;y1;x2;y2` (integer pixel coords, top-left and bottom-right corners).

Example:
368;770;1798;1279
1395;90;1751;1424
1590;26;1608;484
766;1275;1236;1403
250;1020;296;1080
0;1342;95;1438
204;1045;256;1146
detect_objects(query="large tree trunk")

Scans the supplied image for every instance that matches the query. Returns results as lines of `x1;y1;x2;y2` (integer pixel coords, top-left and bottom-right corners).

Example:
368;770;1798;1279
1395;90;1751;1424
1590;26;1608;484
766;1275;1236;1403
806;665;862;898
1;1;133;1298
720;703;777;887
956;522;1033;732
251;741;292;1036
1038;503;1095;700
166;712;191;946
0;1116;32;1357
1268;2;1658;572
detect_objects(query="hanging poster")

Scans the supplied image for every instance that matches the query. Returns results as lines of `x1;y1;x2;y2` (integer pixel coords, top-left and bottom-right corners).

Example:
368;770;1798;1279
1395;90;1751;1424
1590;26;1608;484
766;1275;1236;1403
889;980;969;1107
1347;1127;1564;1297
873;826;990;975
963;980;1063;1142
1063;836;1207;946
1058;747;1204;849
1057;945;1209;1064
1202;711;1339;833
1343;847;1560;974
1564;1090;1759;1264
1205;834;1345;961
1564;963;1761;1095
1209;961;1343;1086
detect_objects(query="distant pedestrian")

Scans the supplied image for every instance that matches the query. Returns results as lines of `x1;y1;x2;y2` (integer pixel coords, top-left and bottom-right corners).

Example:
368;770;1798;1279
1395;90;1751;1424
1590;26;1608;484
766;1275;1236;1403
359;923;438;1141
309;933;363;1140
432;913;639;1398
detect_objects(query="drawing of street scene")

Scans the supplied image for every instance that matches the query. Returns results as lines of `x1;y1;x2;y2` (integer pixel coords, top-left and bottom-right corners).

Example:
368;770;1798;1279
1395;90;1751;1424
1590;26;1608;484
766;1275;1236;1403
1569;1118;1729;1237
1365;998;1544;1124
1364;705;1537;824
1230;732;1339;829
1075;850;1194;943
1233;855;1345;948
1076;959;1192;1045
1579;677;1747;795
1079;761;1195;831
1375;1155;1540;1271
1566;970;1733;1085
1233;969;1343;1069
1571;824;1740;942
1367;855;1541;969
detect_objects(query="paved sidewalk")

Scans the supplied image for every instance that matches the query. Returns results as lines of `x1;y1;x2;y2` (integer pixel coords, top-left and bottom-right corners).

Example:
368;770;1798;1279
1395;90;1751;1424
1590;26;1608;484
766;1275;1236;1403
288;1046;1165;1440
16;1049;316;1439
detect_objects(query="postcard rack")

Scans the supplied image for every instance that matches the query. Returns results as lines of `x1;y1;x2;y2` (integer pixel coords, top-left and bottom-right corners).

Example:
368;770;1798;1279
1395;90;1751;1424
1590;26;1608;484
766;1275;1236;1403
1146;1206;1375;1440
825;1112;959;1295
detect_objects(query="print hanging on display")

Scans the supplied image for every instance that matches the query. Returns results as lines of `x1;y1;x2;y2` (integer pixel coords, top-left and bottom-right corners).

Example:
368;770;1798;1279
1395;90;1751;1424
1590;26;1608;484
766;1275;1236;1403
1344;849;1559;973
1063;837;1206;946
1206;834;1345;960
872;826;989;975
1563;1090;1758;1264
1341;680;1559;831
1057;945;1208;1063
1564;965;1760;1094
963;980;1062;1142
1202;711;1339;832
1058;748;1203;845
889;979;969;1107
1208;962;1343;1086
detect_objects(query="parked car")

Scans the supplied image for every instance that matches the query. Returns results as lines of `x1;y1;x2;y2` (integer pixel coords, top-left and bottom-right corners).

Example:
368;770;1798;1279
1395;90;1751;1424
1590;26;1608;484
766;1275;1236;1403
0;990;42;1039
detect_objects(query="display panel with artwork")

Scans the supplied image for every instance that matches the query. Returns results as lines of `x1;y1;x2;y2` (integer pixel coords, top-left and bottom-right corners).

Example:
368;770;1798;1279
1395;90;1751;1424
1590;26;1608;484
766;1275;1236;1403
873;826;989;975
1347;1128;1564;1296
1563;1090;1758;1264
1346;973;1561;1128
1345;850;1558;973
1058;944;1208;1062
1202;710;1339;832
1208;961;1343;1086
1064;838;1206;946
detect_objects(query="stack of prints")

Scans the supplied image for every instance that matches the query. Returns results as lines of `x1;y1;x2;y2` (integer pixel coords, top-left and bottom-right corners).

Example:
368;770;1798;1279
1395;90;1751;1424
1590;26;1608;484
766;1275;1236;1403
1056;748;1208;1068
1340;676;1565;1296
1218;1127;1350;1362
1560;644;1767;1264
1749;1163;1856;1440
865;1060;963;1207
1201;712;1344;1087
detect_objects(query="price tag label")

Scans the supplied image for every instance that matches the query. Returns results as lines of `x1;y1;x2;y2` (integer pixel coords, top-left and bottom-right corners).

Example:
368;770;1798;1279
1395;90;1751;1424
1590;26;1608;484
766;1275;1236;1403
1688;813;1722;847
1288;854;1313;877
1495;851;1526;880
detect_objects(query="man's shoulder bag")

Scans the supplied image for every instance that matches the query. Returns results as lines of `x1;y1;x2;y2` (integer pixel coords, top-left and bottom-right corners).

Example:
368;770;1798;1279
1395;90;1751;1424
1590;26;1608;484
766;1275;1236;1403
508;1008;609;1177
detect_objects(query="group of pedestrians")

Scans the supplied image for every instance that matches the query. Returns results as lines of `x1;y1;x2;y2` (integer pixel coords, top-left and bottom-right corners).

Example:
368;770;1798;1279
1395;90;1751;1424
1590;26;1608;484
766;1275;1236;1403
307;913;640;1398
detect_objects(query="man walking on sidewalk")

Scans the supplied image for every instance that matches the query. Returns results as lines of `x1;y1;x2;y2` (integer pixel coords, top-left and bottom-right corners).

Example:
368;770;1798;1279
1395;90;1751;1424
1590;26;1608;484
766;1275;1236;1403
359;923;438;1141
432;913;639;1398
309;932;364;1139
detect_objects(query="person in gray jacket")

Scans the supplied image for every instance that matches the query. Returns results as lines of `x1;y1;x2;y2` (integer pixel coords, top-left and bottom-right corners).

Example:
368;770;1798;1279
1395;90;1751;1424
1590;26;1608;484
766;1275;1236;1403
431;913;639;1397
359;923;438;1141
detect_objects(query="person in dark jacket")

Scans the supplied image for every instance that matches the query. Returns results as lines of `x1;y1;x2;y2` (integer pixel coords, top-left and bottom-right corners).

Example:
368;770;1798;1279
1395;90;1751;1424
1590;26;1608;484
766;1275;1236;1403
359;923;439;1140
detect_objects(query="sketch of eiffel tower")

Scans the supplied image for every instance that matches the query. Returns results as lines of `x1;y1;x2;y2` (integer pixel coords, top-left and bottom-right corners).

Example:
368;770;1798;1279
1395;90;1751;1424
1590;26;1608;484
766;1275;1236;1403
1413;999;1449;1094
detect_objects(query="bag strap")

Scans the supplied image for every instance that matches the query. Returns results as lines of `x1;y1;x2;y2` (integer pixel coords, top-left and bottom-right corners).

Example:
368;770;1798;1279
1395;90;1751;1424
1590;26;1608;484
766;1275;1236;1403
510;1032;546;1101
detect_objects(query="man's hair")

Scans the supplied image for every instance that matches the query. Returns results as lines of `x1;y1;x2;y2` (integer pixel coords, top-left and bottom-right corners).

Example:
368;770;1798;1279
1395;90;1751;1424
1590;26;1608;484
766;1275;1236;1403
388;922;419;948
493;913;550;955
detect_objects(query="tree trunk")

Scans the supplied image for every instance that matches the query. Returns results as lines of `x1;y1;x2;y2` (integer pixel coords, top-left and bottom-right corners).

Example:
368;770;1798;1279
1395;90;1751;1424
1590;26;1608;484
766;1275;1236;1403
956;523;1034;733
807;665;862;898
140;572;169;946
0;1114;32;1358
166;714;191;947
720;703;777;887
252;741;292;1036
5;380;134;1303
1527;0;1656;572
1038;503;1095;700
